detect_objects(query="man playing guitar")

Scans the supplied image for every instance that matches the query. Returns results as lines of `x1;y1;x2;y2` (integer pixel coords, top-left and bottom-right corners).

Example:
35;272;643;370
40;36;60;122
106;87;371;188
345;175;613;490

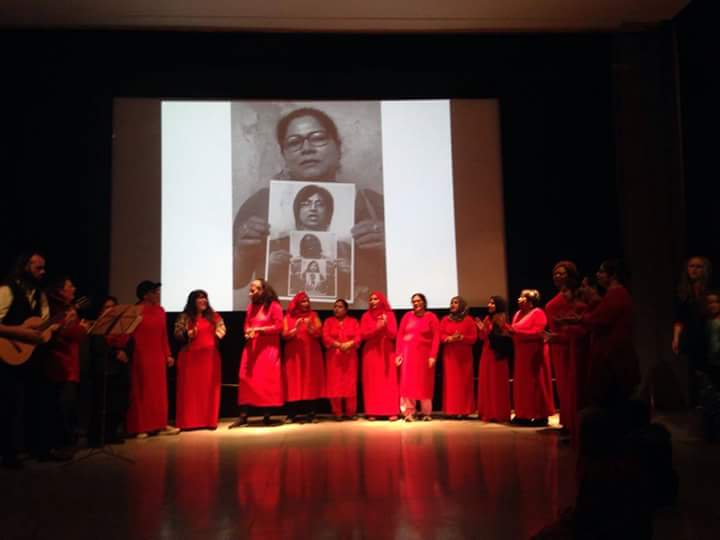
0;252;51;469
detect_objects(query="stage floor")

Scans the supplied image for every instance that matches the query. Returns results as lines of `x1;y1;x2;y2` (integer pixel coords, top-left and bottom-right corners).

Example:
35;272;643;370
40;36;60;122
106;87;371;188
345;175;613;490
0;414;717;540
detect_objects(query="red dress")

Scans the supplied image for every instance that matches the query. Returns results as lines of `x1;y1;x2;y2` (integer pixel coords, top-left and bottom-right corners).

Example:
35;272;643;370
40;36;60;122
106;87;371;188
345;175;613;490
360;305;399;416
127;303;171;434
397;311;441;400
176;315;222;429
582;286;640;406
323;316;361;398
46;315;86;383
477;317;512;422
238;301;284;406
545;293;588;432
283;310;325;402
440;315;478;415
511;308;555;419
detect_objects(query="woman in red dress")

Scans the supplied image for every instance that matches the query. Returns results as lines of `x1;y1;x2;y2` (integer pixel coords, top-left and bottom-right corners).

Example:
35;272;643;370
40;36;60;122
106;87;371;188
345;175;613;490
174;290;225;430
360;291;399;421
396;293;441;421
127;281;179;438
509;289;554;427
476;296;512;422
283;291;325;423
544;261;585;436
45;277;89;455
323;298;361;420
582;260;640;407
231;278;284;428
440;296;477;418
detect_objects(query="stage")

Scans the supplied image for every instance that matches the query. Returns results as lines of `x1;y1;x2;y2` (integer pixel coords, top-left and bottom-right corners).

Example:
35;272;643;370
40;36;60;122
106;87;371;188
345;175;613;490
0;414;715;540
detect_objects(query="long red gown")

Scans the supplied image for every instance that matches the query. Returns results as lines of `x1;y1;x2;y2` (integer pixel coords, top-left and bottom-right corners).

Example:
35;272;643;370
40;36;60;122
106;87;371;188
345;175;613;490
127;303;171;434
323;316;361;398
440;315;478;415
582;285;640;406
360;302;399;416
477;316;512;422
238;301;284;406
283;310;325;402
545;293;588;432
176;315;222;429
46;315;86;383
397;311;441;400
511;307;555;420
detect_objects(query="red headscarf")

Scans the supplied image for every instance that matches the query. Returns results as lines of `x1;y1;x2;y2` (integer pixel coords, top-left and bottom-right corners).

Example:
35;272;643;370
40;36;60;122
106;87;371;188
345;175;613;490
368;291;392;317
287;291;311;318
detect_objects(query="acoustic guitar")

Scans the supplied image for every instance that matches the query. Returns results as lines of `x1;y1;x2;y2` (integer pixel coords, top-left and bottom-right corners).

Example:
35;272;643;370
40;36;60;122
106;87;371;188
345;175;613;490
0;296;90;366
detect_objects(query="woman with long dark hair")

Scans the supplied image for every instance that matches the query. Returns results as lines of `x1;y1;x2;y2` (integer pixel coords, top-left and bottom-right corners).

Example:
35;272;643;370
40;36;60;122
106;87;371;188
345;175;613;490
440;296;477;418
509;289;554;427
323;298;361;420
283;291;325;423
174;290;225;430
360;291;399;421
476;296;512;423
232;279;284;428
396;293;440;421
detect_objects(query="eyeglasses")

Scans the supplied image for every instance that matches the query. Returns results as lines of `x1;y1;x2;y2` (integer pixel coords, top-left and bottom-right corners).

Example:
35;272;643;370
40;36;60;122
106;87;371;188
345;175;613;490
299;199;327;210
284;131;331;152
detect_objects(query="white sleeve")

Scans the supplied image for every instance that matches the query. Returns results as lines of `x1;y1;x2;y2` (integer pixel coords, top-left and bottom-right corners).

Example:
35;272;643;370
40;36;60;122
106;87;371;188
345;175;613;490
0;286;13;323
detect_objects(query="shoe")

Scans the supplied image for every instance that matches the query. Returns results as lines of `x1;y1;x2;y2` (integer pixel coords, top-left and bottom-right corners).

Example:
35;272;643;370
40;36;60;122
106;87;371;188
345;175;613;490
159;426;181;436
263;415;271;426
404;415;414;422
334;416;343;422
229;417;248;429
310;416;319;424
510;417;532;427
388;416;399;422
422;415;433;422
350;415;359;421
136;432;149;439
49;448;75;462
366;416;376;422
530;418;549;427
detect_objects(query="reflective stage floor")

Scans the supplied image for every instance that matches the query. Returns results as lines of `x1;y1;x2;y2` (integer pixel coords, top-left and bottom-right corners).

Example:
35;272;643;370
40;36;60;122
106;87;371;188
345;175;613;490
1;415;717;540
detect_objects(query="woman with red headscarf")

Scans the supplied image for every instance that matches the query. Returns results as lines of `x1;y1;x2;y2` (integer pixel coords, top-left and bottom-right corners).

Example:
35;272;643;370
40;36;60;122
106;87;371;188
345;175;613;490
509;289;554;426
440;296;478;418
396;293;441;421
283;291;325;423
323;298;361;420
476;296;512;422
360;291;399;420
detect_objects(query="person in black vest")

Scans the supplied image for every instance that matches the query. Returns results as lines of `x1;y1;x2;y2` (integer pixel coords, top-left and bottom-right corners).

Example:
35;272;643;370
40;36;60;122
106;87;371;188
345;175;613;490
0;252;50;469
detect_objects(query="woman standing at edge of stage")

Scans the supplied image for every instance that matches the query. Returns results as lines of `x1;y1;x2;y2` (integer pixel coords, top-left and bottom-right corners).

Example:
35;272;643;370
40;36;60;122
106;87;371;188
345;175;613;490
174;290;225;431
126;281;180;438
231;278;284;428
361;291;400;421
582;260;640;407
323;298;361;421
396;293;441;422
283;291;325;423
545;261;585;436
508;289;554;427
476;296;513;423
440;296;478;418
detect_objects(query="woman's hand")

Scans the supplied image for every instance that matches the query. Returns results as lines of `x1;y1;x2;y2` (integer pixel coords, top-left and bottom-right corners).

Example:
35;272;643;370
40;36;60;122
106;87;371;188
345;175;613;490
428;357;436;368
236;216;270;248
167;356;175;367
395;355;403;367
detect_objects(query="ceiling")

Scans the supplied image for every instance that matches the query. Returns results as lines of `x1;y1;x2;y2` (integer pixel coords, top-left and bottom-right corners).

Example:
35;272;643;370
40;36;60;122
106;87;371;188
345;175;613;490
0;0;690;33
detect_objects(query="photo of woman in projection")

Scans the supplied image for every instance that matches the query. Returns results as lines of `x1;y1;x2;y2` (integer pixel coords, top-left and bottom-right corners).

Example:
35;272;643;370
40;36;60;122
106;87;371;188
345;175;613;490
267;183;351;301
232;103;386;309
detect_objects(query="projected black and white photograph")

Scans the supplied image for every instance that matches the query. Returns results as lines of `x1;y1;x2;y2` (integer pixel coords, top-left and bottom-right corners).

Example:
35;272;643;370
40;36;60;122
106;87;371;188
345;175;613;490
265;180;353;301
231;101;386;309
288;257;335;298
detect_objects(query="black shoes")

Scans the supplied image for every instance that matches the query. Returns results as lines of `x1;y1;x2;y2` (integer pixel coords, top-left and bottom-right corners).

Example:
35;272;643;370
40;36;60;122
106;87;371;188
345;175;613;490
228;417;248;429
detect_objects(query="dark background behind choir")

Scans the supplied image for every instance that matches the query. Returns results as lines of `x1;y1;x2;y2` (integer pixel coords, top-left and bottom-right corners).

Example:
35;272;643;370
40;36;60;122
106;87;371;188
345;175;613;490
1;0;716;414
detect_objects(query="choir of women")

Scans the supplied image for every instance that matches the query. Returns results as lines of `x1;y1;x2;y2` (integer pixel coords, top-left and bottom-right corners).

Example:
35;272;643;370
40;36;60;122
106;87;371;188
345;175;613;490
173;290;225;430
440;296;477;418
31;257;642;444
396;293;441;421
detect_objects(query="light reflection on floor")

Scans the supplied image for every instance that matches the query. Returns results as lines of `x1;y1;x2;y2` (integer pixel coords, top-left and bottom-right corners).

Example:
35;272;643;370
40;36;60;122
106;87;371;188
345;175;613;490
0;417;577;540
